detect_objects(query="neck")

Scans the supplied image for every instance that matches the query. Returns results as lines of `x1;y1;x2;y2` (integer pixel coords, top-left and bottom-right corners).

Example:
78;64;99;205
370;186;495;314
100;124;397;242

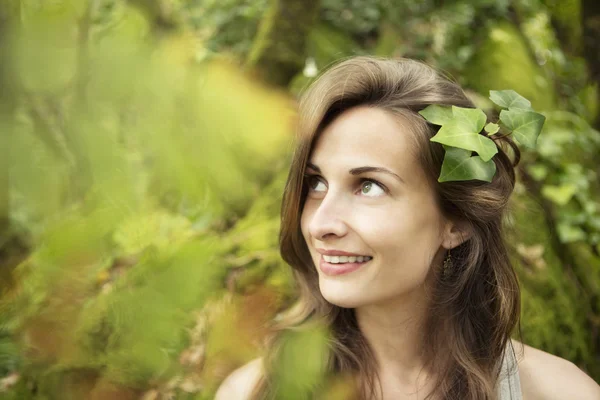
354;287;435;389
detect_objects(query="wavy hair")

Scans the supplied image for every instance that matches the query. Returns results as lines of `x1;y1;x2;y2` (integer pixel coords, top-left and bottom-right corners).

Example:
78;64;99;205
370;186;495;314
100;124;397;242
253;56;521;400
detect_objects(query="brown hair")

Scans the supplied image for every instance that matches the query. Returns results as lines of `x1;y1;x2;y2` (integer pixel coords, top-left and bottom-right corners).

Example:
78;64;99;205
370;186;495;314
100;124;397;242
255;56;521;399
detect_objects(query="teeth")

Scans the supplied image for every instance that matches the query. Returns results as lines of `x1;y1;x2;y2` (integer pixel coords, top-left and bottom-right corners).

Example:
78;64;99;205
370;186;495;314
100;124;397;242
323;255;372;264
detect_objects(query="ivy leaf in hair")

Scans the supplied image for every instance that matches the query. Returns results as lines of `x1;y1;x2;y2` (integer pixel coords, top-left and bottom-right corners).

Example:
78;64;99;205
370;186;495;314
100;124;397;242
428;106;498;162
499;109;546;149
419;90;543;182
489;90;533;111
484;123;500;135
418;104;454;125
438;147;497;183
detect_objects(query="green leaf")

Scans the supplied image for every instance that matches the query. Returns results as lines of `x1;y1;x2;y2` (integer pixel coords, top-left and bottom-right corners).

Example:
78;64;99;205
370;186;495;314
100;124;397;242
452;106;487;131
430;106;498;161
541;184;577;206
526;164;548;181
419;105;453;125
274;324;329;396
499;109;545;148
438;147;497;182
484;122;499;135
557;222;587;243
489;90;532;110
587;216;600;232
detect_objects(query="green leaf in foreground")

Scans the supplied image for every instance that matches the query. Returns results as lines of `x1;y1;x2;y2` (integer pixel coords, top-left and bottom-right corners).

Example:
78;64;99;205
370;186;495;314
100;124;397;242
438;147;496;183
274;324;329;397
419;104;453;125
430;106;498;161
499;109;546;148
489;90;532;110
484;122;499;135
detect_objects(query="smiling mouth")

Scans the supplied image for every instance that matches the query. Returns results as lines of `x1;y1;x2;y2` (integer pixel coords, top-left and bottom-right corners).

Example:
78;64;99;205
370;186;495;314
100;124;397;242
319;255;372;277
322;255;373;264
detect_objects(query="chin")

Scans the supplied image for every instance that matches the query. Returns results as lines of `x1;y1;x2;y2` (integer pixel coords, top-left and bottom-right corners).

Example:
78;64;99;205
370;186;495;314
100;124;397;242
319;280;367;309
322;294;362;309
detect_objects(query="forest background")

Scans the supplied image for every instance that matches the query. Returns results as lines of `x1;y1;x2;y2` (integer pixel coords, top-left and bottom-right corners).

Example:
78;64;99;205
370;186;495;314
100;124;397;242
0;0;599;399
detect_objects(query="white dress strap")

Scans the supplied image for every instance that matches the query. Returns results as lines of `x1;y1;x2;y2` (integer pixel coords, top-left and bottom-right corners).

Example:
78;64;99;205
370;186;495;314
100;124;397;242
497;343;523;400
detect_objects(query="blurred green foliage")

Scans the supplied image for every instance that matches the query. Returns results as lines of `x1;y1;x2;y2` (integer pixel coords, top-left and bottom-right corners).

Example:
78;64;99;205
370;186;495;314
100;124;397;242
187;0;269;57
0;0;599;399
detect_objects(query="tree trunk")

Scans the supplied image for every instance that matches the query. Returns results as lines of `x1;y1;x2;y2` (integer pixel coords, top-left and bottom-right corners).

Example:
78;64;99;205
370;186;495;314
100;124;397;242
582;0;600;129
246;0;321;87
0;11;11;238
0;3;27;296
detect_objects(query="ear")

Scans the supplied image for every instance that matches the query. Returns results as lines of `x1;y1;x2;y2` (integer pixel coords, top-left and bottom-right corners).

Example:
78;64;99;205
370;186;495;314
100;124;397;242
442;219;472;250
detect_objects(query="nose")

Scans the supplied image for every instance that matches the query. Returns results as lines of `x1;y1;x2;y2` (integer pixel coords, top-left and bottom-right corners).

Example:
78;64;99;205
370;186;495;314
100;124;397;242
306;192;350;241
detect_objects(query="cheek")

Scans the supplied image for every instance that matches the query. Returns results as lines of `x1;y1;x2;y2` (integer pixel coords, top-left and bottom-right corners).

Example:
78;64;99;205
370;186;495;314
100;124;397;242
300;203;313;244
373;205;444;259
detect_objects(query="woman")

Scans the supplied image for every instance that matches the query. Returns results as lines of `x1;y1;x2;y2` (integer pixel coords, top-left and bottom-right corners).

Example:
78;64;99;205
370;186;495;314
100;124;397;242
216;57;600;399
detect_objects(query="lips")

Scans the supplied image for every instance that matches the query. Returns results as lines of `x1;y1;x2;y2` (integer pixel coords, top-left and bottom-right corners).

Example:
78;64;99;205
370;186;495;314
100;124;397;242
316;248;370;257
318;254;372;276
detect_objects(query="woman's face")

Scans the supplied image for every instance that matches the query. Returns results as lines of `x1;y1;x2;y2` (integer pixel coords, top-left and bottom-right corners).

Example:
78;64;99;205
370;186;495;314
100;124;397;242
300;106;453;308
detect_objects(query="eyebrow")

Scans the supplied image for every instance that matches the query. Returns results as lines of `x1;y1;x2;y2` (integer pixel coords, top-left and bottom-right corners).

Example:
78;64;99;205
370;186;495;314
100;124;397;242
306;162;405;184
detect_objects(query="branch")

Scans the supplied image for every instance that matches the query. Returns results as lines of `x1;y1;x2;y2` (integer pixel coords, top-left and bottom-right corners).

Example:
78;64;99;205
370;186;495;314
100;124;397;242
128;0;183;33
74;0;102;110
245;0;321;87
27;94;76;167
582;0;600;129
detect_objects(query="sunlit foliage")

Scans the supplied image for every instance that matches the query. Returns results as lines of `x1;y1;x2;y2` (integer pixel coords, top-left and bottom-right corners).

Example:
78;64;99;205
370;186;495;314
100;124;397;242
0;0;599;398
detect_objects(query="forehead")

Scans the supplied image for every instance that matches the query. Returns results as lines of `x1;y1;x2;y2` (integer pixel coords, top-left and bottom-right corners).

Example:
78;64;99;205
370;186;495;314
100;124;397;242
310;106;422;180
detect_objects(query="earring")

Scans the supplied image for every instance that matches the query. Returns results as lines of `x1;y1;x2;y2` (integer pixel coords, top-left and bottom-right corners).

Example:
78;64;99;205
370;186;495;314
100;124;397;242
443;250;453;278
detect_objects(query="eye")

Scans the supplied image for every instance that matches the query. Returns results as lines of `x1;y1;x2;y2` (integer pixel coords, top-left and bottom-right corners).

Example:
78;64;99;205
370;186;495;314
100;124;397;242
305;174;327;193
359;179;385;197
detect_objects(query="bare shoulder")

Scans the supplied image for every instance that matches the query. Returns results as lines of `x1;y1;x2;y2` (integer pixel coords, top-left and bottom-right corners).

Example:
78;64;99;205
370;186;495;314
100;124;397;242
214;358;264;400
511;339;600;400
